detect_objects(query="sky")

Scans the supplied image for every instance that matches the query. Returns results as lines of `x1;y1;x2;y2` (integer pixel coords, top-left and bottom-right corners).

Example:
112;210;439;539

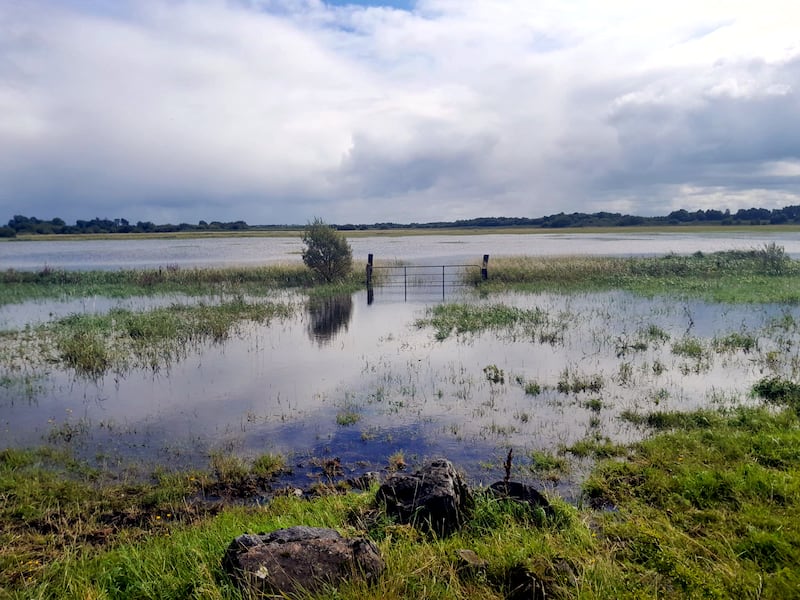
1;0;799;226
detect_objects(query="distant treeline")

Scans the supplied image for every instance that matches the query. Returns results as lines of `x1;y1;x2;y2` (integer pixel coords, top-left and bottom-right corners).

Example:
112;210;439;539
3;206;800;238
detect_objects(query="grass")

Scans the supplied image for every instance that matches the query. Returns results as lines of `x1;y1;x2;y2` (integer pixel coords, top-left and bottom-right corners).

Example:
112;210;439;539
0;264;364;306
4;247;800;597
752;376;800;414
527;450;570;481
583;404;800;598
671;335;706;360
415;303;550;340
474;249;800;303
7;401;798;598
19;298;295;377
336;409;362;426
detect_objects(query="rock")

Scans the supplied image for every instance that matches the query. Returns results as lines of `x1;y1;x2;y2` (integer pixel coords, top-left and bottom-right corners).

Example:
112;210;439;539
223;526;384;598
456;548;488;572
376;458;472;536
488;481;554;518
503;565;548;600
347;471;382;490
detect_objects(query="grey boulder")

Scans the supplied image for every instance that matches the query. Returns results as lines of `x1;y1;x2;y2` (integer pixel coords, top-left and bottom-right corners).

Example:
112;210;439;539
223;526;384;597
376;458;472;536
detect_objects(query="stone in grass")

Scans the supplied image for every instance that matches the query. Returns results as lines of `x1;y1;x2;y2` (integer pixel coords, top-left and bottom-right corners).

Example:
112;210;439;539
488;480;554;518
376;458;472;537
223;526;384;598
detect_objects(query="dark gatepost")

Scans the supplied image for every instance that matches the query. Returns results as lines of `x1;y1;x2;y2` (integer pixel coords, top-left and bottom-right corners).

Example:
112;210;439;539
366;254;374;305
481;254;489;281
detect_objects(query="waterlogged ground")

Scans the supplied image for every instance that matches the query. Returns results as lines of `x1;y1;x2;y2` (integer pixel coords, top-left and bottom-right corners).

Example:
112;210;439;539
2;286;799;492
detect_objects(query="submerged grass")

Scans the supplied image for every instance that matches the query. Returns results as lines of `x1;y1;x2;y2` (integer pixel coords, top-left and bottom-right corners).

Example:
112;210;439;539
0;298;294;377
414;303;550;340
476;248;800;303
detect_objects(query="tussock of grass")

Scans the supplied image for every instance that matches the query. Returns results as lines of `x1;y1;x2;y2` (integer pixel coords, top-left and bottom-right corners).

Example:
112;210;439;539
415;303;550;340
752;376;800;414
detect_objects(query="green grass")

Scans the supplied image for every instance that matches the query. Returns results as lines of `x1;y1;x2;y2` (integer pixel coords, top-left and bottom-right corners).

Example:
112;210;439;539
0;298;294;377
671;335;706;360
583;405;800;598
475;249;800;303
415;303;550;340
0;264;364;306
752;376;800;414
4;401;800;598
336;409;362;426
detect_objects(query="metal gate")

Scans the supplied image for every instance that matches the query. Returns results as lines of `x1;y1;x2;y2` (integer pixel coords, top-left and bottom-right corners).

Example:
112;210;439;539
365;254;488;302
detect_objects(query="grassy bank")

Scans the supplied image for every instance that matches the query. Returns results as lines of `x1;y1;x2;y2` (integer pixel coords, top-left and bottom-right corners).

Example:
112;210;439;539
3;393;798;599
478;247;800;303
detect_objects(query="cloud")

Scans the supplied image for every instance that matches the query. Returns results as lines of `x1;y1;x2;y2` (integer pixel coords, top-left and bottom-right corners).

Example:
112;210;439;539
0;0;799;224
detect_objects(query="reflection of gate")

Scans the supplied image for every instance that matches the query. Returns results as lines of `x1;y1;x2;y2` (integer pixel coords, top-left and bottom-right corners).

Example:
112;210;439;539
365;254;488;302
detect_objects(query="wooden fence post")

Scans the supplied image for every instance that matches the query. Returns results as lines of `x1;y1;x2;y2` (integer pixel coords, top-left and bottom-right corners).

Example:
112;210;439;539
481;254;489;281
366;253;373;287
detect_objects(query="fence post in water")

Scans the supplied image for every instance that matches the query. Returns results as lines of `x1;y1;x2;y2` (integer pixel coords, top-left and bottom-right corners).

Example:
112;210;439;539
481;254;489;281
366;254;374;305
404;265;407;301
442;265;446;300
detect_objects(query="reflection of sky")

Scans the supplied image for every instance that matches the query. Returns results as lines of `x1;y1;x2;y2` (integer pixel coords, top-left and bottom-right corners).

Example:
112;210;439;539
4;288;798;486
3;231;800;271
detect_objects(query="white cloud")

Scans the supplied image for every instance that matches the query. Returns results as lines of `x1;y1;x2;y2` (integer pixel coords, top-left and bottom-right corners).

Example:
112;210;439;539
0;0;799;224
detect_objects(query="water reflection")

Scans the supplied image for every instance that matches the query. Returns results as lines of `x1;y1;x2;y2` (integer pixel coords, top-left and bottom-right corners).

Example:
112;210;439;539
3;289;800;490
306;295;354;345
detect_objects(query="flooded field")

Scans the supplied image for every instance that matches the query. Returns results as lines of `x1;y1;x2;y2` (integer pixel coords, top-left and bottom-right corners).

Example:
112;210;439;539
2;282;797;493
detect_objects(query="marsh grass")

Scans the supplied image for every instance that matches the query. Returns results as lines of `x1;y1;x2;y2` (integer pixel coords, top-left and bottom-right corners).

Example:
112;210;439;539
415;303;550;340
23;299;295;377
0;264;364;306
713;331;758;353
476;249;800;303
528;450;571;481
752;376;800;414
556;368;604;394
671;335;706;360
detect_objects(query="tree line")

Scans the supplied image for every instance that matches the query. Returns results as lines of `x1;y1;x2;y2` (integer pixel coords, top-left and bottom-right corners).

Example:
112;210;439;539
4;205;800;238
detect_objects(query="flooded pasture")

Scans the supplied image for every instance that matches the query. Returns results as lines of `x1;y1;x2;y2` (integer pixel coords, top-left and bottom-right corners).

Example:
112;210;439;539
2;282;797;493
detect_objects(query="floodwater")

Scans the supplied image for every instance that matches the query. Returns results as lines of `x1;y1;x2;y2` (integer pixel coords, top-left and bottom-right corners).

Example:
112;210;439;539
3;230;800;271
3;232;800;491
2;280;797;491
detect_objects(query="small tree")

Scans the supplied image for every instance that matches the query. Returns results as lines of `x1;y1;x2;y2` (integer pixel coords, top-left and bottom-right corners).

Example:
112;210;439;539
301;218;353;282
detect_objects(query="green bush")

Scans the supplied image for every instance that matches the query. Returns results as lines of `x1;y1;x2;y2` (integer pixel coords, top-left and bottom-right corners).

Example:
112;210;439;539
301;218;353;282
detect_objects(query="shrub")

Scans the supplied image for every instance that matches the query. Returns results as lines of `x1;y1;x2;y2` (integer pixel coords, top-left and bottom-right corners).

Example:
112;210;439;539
301;218;353;282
